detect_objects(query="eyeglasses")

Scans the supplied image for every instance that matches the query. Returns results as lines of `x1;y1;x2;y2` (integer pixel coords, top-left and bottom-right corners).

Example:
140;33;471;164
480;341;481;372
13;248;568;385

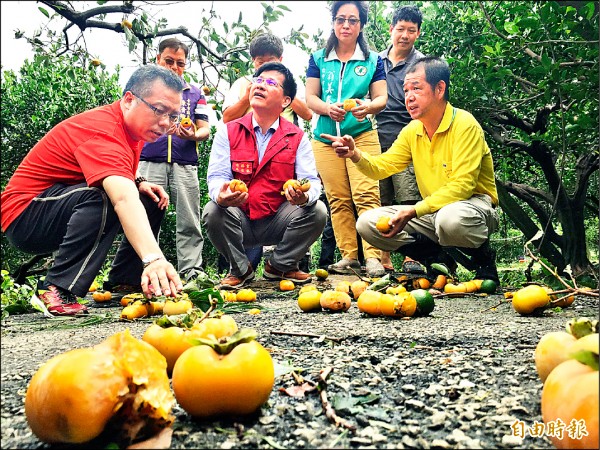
252;76;283;88
131;92;180;123
162;57;186;68
334;16;360;26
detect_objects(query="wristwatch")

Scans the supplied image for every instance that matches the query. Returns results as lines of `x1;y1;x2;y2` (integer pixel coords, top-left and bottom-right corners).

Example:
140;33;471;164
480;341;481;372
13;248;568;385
135;176;147;187
142;253;164;269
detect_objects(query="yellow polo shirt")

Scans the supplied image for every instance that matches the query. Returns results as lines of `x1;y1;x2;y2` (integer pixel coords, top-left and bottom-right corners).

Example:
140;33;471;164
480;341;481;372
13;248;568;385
355;102;498;217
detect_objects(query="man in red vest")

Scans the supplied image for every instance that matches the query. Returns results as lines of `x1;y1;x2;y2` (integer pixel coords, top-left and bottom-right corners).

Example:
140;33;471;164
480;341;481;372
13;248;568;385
203;62;326;288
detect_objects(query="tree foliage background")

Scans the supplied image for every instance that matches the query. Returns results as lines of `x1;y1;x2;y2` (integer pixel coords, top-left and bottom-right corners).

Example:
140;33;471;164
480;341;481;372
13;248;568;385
1;1;598;282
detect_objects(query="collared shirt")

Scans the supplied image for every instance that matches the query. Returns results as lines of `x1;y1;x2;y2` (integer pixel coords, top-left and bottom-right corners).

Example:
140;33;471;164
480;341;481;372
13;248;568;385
376;46;424;150
355;102;498;217
207;115;321;206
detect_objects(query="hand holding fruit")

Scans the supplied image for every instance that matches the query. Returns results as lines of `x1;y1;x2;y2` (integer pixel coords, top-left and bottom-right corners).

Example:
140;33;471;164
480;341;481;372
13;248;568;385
379;205;417;237
179;117;193;129
217;180;248;207
174;117;197;140
349;98;370;122
281;178;310;206
326;101;346;122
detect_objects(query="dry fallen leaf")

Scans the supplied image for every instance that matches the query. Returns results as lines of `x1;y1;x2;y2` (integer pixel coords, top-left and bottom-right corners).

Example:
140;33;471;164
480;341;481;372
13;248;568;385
278;382;316;398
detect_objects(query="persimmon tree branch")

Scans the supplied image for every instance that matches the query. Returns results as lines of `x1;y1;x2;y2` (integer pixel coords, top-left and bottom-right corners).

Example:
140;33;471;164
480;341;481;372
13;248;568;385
38;1;245;63
477;1;594;68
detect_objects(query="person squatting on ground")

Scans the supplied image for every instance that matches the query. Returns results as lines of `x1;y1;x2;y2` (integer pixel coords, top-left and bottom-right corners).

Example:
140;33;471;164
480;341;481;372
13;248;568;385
1;65;185;315
202;62;327;289
376;5;426;272
305;0;388;278
221;32;313;271
322;56;501;285
137;38;211;284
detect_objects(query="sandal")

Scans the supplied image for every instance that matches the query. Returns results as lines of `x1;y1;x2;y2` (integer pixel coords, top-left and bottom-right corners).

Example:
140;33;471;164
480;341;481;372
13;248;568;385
382;264;395;272
401;257;427;274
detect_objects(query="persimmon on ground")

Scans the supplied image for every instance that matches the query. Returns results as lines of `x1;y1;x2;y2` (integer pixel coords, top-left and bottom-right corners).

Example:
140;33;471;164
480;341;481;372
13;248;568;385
25;330;175;444
172;329;274;418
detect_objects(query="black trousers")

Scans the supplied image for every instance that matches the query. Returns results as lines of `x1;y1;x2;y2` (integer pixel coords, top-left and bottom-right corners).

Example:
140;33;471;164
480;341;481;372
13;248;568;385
5;183;164;297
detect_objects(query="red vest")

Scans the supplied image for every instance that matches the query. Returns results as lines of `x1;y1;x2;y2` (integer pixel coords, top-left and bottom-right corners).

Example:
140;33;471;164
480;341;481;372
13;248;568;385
227;114;303;220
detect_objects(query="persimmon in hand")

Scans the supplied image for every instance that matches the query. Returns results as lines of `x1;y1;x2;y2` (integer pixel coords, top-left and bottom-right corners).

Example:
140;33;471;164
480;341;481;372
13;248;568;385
343;99;357;111
281;178;310;194
375;216;392;233
179;117;193;129
229;179;248;193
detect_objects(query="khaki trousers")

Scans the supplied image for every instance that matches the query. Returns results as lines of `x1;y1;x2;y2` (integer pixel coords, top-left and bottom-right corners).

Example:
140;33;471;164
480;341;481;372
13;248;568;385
356;194;499;251
312;129;382;260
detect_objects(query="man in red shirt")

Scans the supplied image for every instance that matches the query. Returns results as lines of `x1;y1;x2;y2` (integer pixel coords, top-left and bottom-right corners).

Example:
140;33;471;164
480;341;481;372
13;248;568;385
1;65;185;315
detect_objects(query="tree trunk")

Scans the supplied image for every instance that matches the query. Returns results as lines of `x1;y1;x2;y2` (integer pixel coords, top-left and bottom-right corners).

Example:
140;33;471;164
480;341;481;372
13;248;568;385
496;181;565;270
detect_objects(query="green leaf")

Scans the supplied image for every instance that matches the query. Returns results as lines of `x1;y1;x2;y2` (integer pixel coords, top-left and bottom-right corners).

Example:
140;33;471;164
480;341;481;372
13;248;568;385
259;435;285;450
570;350;599;371
188;288;222;312
581;2;595;20
38;7;50;18
430;263;450;277
503;21;519;34
331;393;360;410
354;394;380;405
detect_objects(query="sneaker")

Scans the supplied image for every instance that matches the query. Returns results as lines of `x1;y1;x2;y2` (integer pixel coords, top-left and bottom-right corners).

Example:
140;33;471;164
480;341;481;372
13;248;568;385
328;258;361;275
38;285;88;316
220;265;255;290
365;258;385;277
263;261;311;284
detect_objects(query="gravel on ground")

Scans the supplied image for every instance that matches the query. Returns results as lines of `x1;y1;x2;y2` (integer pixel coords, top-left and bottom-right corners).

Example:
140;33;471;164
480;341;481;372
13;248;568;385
1;274;597;449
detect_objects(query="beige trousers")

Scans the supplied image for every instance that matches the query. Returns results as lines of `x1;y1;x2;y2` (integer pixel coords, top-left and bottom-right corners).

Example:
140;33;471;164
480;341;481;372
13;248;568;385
356;194;499;251
312;129;382;260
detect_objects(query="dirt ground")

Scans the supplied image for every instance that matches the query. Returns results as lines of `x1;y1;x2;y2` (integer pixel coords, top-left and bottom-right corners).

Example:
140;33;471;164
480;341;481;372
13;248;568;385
1;274;598;449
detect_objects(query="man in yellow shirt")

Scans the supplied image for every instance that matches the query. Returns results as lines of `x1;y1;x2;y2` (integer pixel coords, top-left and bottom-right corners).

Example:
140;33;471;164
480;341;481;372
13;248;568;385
321;56;500;285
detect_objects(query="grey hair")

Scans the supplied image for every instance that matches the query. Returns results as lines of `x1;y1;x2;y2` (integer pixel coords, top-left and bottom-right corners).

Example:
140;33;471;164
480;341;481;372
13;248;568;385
123;65;184;97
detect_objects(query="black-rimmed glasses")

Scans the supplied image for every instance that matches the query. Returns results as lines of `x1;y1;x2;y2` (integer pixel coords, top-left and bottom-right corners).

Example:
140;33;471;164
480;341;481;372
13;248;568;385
131;92;180;123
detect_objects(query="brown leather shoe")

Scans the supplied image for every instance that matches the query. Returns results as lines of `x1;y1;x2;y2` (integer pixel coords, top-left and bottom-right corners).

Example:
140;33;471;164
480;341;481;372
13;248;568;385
220;265;255;289
263;261;311;284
